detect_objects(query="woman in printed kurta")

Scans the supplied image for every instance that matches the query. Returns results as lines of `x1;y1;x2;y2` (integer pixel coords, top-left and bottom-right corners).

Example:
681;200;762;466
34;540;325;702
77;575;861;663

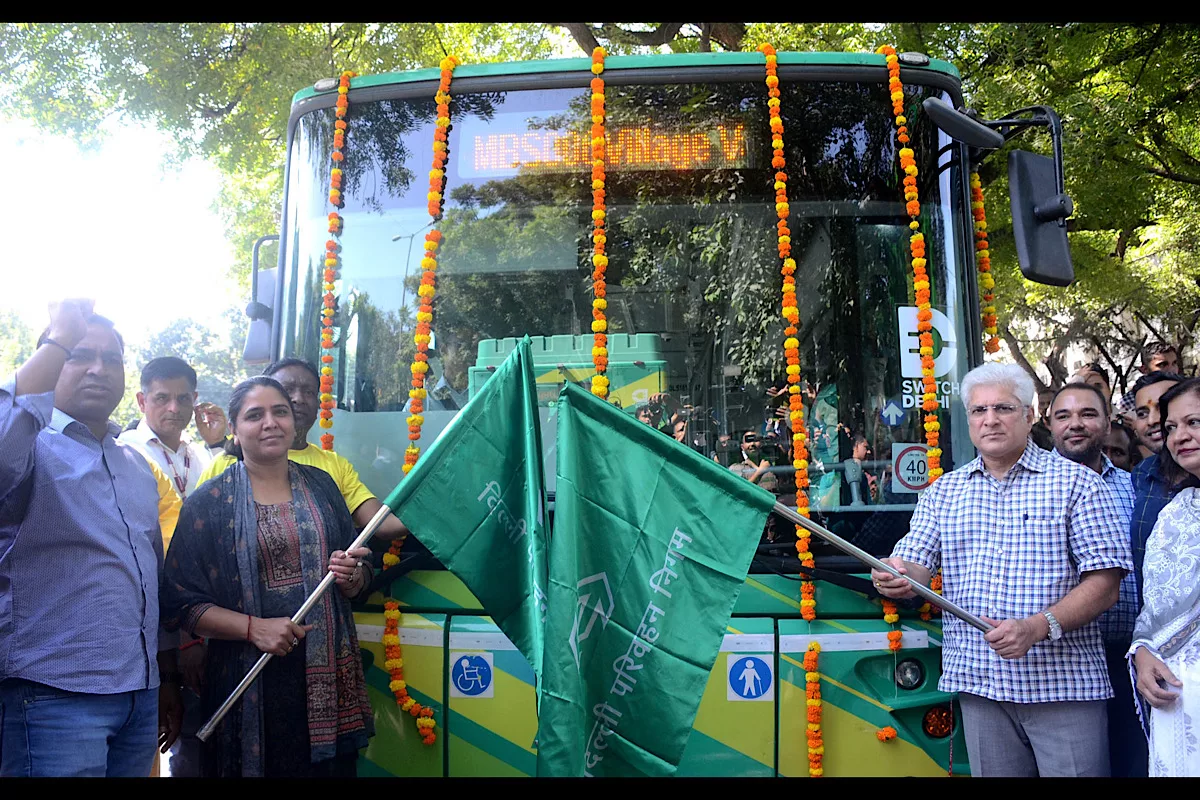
162;377;375;777
1130;378;1200;777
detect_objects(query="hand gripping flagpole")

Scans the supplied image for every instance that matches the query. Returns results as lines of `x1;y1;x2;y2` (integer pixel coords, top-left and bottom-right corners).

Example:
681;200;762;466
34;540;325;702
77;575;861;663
772;502;994;633
196;504;396;743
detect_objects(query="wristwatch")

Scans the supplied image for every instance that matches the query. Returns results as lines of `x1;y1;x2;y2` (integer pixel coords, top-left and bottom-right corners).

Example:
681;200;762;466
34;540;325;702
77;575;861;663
1042;610;1063;642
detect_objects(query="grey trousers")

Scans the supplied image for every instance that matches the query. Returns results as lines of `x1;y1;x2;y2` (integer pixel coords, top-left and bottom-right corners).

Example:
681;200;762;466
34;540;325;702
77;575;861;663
958;692;1111;777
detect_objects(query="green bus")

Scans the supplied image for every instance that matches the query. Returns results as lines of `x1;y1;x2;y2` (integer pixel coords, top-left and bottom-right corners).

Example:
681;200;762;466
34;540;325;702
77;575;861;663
242;48;1073;777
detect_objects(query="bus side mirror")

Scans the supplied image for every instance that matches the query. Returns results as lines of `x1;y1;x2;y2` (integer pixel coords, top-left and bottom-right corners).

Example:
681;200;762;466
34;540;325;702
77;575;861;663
243;235;280;365
1008;149;1074;287
921;98;1004;150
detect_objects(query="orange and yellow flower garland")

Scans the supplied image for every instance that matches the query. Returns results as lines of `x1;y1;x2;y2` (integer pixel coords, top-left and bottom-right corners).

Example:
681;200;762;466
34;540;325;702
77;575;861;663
379;57;459;749
882;599;903;651
761;44;822;779
971;172;1001;354
319;69;358;450
804;642;824;777
588;47;610;398
876;726;898;742
383;601;436;745
877;44;942;483
920;572;944;621
381;54;460;575
757;43;815;625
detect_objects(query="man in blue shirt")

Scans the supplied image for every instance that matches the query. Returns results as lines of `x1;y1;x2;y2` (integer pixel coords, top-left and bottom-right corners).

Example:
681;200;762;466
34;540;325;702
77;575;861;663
1128;371;1191;605
1048;382;1145;777
0;298;183;777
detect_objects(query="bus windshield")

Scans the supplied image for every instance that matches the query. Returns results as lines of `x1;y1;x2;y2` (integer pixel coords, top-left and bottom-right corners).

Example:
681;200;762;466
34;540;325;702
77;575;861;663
278;73;974;556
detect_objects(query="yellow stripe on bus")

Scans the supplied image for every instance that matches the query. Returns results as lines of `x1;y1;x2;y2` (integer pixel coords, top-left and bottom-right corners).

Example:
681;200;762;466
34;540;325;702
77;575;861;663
779;652;894;713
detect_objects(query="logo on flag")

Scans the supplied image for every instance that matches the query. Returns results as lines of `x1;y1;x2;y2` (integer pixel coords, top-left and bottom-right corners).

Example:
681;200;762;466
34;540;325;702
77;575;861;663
569;572;615;669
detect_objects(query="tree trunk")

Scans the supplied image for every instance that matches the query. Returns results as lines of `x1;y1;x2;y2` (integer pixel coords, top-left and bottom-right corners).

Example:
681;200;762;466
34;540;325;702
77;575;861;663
1001;322;1050;392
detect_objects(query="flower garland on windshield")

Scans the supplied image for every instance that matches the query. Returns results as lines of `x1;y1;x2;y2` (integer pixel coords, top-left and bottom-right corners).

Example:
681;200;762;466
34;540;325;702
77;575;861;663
877;44;942;483
320;69;357;450
403;54;460;474
589;47;610;399
383;54;460;578
384;601;436;746
971;172;1001;354
381;56;459;752
761;43;822;781
758;43;814;608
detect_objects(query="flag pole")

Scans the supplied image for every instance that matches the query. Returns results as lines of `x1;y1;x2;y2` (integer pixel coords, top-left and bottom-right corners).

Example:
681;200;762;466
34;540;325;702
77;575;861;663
195;504;396;743
772;502;994;633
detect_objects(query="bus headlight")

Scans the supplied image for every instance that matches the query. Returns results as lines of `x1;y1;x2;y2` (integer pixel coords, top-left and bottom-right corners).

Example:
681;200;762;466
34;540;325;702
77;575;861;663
894;658;924;690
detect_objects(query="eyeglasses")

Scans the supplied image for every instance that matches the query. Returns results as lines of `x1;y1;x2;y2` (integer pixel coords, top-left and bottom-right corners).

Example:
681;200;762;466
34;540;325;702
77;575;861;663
967;403;1026;418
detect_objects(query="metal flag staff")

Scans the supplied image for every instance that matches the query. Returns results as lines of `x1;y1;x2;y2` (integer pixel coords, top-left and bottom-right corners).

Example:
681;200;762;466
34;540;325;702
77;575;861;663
772;502;995;633
195;504;395;743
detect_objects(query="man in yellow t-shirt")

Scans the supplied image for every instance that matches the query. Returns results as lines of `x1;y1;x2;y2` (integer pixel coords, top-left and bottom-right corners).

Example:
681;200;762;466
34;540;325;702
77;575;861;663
197;358;409;540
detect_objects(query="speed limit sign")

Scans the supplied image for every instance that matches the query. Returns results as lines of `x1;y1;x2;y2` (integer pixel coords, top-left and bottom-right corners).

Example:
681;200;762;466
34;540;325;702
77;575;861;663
891;443;930;493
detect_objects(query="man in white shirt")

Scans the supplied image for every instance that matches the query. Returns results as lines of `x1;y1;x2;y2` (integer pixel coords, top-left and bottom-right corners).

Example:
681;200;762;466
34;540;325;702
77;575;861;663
115;356;226;778
117;357;228;500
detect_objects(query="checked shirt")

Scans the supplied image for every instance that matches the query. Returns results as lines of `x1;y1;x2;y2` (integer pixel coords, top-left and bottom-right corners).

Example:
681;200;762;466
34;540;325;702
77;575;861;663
893;440;1134;703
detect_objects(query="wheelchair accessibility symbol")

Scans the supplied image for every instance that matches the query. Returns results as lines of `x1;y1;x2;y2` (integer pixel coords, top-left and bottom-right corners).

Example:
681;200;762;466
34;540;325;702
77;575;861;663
727;654;773;702
450;652;494;698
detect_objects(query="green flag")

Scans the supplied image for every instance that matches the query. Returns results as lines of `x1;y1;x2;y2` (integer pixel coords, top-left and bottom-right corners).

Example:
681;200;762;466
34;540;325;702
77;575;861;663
382;336;549;688
536;383;775;777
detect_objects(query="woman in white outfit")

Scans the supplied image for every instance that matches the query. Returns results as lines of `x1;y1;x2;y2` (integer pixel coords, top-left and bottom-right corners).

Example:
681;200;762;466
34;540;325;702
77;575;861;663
1130;377;1200;776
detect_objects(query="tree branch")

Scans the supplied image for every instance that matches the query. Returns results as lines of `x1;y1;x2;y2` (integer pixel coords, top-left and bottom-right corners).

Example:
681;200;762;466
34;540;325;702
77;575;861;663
596;22;685;48
556;23;600;55
1001;321;1049;391
1128;23;1165;93
1133;310;1171;346
708;23;746;51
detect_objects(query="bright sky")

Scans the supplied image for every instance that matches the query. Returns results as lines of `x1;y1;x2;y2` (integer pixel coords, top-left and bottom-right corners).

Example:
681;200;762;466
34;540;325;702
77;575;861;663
0;116;241;348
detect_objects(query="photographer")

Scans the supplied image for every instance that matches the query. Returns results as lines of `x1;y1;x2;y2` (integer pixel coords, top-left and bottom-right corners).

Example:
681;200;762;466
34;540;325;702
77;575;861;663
727;430;779;493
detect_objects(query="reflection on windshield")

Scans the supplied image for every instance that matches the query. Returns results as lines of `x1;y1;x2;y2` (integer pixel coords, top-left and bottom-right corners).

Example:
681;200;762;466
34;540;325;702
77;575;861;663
280;76;970;557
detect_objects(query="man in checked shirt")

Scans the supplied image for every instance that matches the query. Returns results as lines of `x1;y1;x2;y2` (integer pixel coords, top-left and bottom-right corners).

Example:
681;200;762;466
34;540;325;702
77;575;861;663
872;363;1132;777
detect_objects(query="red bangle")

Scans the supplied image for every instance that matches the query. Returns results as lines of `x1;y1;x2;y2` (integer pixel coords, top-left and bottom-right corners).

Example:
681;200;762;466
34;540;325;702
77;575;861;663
180;638;203;652
246;615;253;642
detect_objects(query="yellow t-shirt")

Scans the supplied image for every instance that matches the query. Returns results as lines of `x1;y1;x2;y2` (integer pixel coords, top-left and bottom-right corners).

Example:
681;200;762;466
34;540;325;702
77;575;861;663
197;443;376;516
145;459;182;552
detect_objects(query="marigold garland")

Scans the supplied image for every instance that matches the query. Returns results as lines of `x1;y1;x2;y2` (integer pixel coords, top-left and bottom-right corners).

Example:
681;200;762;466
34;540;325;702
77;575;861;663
383;54;460;573
758;43;815;625
588;47;610;399
971;172;1001;354
920;571;944;621
319;69;358;450
877;44;942;482
380;58;459;751
383;601;436;746
882;598;902;651
876;726;898;742
803;642;824;777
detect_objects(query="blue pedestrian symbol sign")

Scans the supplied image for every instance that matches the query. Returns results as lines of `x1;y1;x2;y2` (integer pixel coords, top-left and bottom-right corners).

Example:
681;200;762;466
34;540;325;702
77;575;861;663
727;654;773;702
880;398;905;427
450;652;494;698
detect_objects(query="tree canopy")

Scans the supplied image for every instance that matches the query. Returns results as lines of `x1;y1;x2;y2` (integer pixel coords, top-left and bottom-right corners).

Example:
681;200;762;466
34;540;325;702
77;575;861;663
4;22;1199;396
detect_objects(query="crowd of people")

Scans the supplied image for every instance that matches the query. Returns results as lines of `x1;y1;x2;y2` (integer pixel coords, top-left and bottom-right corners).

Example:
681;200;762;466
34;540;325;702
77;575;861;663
873;343;1200;777
0;299;408;777
3;295;1199;778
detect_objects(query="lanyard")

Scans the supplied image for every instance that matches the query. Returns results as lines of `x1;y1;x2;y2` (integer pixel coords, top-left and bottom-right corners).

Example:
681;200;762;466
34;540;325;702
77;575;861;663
155;440;191;496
